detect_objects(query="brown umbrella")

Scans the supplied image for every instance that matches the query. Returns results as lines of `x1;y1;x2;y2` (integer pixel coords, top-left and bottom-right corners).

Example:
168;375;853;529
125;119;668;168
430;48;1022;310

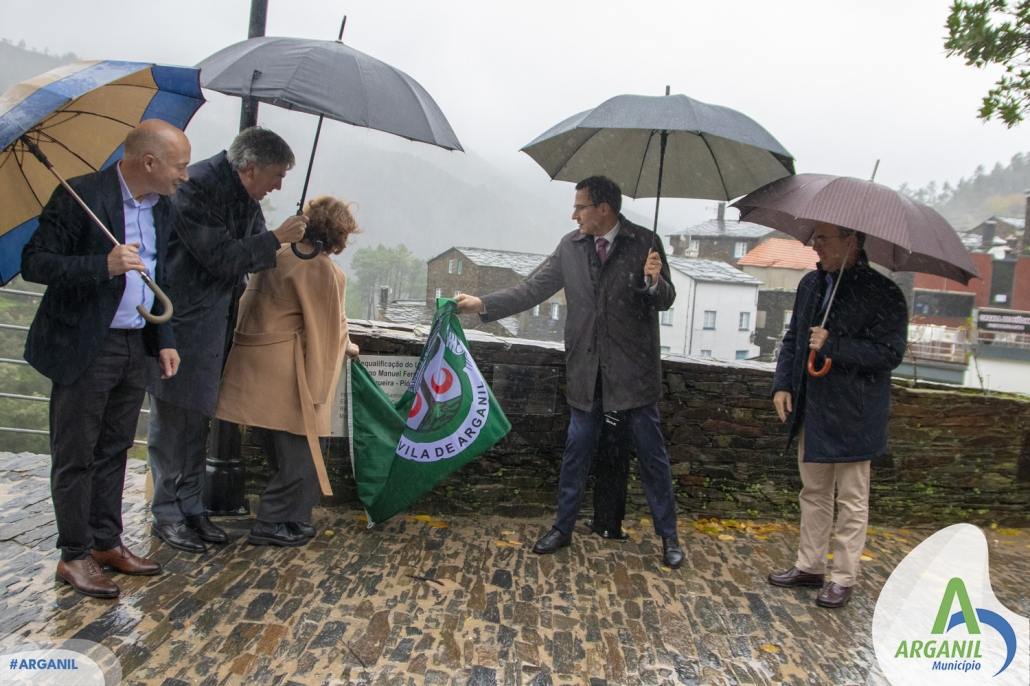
732;173;978;375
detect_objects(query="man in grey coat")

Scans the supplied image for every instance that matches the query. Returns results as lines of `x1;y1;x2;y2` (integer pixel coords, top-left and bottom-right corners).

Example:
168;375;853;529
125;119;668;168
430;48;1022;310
146;127;307;553
455;175;684;568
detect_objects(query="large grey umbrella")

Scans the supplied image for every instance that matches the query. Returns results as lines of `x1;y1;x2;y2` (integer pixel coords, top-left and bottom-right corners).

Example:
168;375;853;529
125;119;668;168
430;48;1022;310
197;33;463;255
522;89;794;288
522;91;794;202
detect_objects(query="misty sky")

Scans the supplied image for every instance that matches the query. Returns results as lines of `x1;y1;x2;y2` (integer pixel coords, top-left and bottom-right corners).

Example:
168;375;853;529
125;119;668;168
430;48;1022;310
4;0;1027;240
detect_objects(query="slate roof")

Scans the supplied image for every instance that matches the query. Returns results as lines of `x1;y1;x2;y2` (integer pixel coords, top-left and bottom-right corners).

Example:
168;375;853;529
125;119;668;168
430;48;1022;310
667;219;775;239
737;237;817;270
381;300;433;327
452;247;549;277
666;257;762;285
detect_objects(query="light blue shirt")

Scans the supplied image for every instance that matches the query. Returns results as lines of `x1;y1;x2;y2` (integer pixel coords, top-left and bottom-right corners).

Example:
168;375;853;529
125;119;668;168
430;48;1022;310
110;163;158;329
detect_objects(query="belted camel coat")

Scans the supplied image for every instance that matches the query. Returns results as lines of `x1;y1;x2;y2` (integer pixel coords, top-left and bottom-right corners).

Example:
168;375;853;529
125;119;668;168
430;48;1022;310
215;246;350;494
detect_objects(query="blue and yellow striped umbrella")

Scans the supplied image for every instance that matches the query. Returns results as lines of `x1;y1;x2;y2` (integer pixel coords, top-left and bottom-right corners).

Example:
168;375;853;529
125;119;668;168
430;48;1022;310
0;60;205;284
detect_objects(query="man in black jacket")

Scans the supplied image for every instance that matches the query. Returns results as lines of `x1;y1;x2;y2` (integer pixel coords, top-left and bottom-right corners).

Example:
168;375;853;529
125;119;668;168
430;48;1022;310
22;119;189;598
767;223;907;608
456;176;684;568
146;127;306;553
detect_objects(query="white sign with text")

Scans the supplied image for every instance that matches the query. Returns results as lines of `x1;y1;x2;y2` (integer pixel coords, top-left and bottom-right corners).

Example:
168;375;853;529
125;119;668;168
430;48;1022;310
330;355;420;436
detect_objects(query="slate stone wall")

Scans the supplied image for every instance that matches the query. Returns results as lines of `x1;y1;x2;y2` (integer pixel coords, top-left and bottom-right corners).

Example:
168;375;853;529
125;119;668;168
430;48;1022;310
241;324;1030;526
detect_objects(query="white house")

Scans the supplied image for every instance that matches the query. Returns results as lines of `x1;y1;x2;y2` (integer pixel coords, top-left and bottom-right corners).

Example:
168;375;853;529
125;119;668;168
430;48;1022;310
662;257;762;360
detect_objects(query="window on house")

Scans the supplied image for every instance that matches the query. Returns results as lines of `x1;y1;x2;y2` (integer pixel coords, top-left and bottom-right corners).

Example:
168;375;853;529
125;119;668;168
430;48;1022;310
532;304;540;316
447;257;462;274
550;303;561;320
660;308;674;326
756;310;767;328
734;241;748;258
434;288;442;299
687;238;700;257
703;310;716;330
700;349;712;358
453;290;461;298
735;350;749;360
783;309;793;331
739;312;750;330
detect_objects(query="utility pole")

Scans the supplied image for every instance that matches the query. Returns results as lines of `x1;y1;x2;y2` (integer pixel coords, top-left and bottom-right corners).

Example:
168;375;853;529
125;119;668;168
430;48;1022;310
204;0;269;516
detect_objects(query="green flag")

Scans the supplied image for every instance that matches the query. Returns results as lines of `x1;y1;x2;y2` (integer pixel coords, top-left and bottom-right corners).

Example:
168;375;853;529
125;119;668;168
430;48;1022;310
349;299;511;523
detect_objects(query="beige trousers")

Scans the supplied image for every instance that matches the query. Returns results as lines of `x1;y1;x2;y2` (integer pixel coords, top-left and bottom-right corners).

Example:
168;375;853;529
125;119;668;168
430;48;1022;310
794;432;871;587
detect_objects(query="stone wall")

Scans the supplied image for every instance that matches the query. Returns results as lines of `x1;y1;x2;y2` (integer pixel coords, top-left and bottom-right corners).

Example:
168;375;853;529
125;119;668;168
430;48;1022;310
241;323;1030;526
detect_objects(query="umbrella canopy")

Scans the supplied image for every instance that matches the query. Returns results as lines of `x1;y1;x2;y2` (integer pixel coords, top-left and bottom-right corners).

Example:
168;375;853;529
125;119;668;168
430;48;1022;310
521;92;794;201
197;36;463;152
732;173;978;285
0;60;205;284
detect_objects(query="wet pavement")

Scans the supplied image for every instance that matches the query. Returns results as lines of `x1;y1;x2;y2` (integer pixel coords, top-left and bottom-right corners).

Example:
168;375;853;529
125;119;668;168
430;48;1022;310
1;451;1027;686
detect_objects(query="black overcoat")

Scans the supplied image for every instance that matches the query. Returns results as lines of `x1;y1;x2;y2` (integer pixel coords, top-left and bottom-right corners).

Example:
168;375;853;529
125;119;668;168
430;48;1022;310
22;165;174;385
146;151;279;415
481;216;675;412
772;254;908;462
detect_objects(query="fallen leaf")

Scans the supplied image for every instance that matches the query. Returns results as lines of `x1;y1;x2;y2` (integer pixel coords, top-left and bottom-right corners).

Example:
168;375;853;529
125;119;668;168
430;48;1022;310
717;534;735;542
760;643;781;654
323;529;335;537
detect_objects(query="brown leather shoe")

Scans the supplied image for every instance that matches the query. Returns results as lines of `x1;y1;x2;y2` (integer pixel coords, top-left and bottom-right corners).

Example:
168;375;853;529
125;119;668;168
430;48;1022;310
56;558;119;598
816;582;853;608
768;566;825;588
92;544;162;576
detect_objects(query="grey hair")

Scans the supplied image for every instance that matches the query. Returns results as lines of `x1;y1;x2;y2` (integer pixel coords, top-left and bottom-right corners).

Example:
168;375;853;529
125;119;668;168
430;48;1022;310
227;127;295;171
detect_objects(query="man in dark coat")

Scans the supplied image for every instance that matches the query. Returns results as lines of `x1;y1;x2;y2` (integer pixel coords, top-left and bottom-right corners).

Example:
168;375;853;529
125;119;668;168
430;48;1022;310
455;175;684;568
146;127;307;552
22;120;189;597
767;223;907;608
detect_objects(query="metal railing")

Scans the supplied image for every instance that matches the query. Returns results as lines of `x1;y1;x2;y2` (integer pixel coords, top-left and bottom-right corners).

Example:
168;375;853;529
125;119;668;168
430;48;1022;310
0;287;148;449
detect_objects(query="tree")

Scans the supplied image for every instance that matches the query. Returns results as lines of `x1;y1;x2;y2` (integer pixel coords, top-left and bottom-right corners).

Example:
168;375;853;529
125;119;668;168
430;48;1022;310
945;0;1030;127
345;244;427;318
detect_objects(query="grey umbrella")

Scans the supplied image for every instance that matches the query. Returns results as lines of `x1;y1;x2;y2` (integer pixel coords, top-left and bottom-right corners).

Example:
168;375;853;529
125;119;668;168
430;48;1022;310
522;91;794;202
522;89;794;288
197;30;463;256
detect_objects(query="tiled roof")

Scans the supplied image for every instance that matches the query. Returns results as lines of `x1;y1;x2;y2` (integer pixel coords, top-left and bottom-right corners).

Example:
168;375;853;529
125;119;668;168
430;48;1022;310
737;237;817;270
667;219;774;239
997;216;1025;230
454;247;548;277
666;257;761;285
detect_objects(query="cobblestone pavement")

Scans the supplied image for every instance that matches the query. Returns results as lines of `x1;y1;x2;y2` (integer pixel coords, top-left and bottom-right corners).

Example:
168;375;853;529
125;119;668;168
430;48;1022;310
1;452;1027;685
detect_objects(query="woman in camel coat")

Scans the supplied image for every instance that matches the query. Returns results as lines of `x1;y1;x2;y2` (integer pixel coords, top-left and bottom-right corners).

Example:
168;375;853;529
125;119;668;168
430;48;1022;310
216;196;359;546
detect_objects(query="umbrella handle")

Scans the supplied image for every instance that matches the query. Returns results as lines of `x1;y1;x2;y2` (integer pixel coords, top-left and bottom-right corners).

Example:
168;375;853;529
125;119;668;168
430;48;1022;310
807;349;832;377
137;272;173;324
291;240;323;260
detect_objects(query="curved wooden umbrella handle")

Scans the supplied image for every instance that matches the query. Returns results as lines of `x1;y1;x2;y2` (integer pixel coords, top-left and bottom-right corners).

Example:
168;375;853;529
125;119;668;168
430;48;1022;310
807;349;832;377
137;272;173;324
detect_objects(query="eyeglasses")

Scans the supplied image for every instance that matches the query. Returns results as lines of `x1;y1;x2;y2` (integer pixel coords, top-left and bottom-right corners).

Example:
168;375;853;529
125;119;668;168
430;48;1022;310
573;203;596;213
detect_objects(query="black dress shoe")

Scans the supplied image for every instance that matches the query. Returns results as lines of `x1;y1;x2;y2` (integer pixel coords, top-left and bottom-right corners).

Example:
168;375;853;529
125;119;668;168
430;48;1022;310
816;582;853;608
586;518;628;540
185;514;228;544
768;566;825;588
532;527;571;554
662;536;685;569
248;521;308;547
152;521;206;554
287;522;316;538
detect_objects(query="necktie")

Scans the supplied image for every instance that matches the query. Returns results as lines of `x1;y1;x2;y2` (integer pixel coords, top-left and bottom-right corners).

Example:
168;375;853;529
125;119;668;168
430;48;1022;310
596;237;609;264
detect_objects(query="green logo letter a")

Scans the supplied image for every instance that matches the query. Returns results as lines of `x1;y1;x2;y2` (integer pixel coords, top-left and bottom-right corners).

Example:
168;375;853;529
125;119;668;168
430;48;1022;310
931;578;981;635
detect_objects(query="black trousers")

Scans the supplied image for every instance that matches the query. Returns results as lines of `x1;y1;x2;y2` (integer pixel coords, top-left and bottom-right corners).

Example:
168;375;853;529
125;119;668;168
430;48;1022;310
253;428;320;525
50;329;146;561
591;412;631;532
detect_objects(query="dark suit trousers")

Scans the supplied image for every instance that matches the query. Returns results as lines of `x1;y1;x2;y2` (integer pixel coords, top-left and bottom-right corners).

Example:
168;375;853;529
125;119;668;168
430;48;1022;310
555;402;678;538
253;428;320;524
50;329;146;561
147;396;210;524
